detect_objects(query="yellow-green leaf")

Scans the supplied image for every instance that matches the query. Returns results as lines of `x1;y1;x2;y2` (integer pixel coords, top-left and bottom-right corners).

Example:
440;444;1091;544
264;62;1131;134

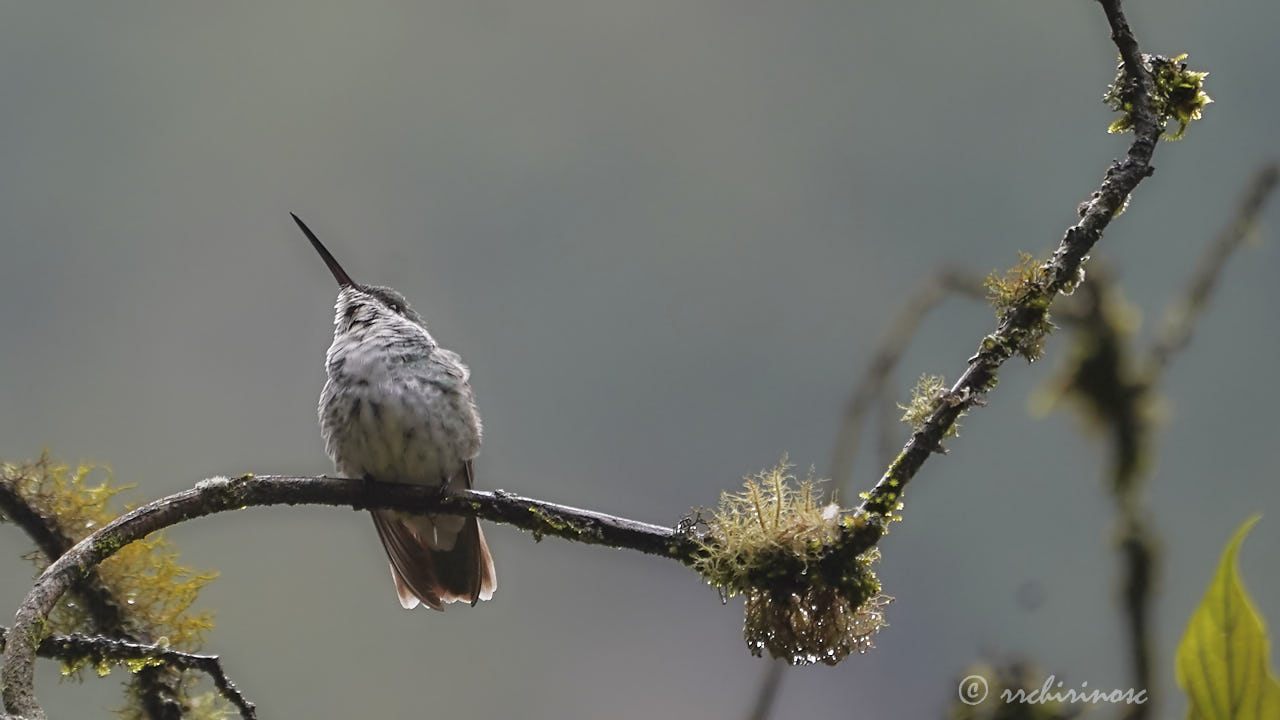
1176;515;1280;719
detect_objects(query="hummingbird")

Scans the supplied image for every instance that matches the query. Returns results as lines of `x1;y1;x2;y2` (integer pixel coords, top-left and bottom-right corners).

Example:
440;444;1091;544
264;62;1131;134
292;213;496;610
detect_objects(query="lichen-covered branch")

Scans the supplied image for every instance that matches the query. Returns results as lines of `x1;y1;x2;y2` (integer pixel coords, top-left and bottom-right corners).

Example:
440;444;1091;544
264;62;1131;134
0;477;131;642
1;463;190;720
0;627;255;720
847;0;1163;543
1;473;704;719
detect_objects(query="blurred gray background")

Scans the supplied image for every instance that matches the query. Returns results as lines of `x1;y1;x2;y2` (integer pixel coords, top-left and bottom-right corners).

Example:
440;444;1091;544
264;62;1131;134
2;2;1278;718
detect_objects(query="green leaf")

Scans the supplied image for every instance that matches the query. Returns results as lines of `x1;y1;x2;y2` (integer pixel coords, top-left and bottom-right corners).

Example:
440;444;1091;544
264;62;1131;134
1176;515;1280;719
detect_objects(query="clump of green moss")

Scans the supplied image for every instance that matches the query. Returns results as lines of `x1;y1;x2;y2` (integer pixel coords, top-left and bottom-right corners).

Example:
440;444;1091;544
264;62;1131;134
744;585;892;666
900;375;955;435
985;252;1041;306
2;454;217;651
694;459;839;593
1;453;226;718
694;459;889;665
985;252;1055;362
1104;53;1211;140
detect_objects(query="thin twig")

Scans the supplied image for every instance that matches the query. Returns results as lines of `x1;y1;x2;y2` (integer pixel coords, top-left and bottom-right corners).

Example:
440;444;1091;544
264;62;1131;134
744;661;785;720
876;373;902;471
828;268;985;486
1147;162;1280;377
0;627;255;720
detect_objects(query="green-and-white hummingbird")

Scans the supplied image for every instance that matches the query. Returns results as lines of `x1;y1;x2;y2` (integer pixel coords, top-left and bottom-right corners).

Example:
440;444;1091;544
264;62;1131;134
293;213;496;610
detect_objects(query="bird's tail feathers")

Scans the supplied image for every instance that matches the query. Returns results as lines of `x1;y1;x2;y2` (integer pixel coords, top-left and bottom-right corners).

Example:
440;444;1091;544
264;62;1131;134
372;510;496;610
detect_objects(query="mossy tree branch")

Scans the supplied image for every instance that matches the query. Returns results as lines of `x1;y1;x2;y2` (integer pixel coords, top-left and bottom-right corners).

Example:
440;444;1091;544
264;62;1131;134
0;469;190;720
752;0;1171;715
0;482;129;634
2;475;706;719
847;0;1162;553
0;627;255;720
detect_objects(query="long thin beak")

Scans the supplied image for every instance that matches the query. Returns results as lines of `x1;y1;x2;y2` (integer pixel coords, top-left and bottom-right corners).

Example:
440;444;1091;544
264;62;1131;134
291;212;357;288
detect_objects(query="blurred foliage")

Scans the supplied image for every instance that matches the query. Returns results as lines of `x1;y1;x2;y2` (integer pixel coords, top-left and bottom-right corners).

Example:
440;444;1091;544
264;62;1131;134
1034;279;1156;491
